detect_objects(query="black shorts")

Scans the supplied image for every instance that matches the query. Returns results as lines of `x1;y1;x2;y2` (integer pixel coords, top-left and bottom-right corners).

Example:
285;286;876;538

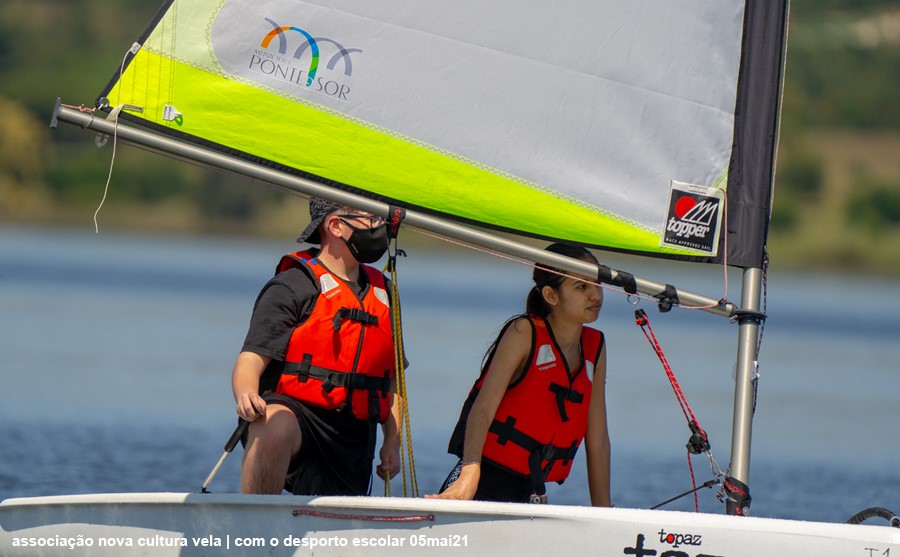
263;394;375;496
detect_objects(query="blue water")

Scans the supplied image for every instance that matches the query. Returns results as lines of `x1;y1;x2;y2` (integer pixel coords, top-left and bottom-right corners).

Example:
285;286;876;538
2;224;899;524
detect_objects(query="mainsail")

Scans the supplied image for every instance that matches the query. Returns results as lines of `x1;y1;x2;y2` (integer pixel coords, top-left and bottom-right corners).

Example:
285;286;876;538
91;0;786;269
52;0;789;516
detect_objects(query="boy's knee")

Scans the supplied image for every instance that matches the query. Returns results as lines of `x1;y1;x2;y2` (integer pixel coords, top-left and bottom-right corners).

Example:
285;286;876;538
252;408;301;450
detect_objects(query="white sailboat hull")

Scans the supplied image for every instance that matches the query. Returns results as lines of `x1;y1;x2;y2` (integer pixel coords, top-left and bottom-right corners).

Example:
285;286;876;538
2;493;898;556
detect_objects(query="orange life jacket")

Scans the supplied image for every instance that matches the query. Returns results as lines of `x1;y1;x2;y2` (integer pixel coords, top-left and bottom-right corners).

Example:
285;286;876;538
273;251;395;423
449;315;604;488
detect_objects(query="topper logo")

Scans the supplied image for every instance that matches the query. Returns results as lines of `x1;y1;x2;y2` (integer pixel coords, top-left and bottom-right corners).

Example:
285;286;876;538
258;18;362;87
661;185;722;254
674;197;717;227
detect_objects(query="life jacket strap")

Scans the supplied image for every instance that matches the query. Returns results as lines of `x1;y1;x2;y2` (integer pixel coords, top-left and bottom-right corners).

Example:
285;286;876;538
282;359;392;395
332;307;379;331
368;371;391;421
488;417;581;492
547;382;584;423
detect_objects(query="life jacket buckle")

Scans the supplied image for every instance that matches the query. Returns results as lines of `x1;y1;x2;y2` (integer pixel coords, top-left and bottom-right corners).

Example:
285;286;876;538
529;493;548;504
333;307;378;331
367;389;381;421
540;445;556;463
321;376;336;393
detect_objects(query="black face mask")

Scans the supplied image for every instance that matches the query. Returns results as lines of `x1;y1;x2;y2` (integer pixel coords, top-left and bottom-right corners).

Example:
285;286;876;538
342;221;389;263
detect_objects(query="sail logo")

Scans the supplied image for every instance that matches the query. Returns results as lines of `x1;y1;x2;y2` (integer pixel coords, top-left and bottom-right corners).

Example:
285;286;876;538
669;198;716;237
661;181;723;255
247;18;362;102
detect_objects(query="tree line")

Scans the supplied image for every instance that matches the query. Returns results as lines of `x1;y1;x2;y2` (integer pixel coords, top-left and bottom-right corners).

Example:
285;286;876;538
1;0;898;265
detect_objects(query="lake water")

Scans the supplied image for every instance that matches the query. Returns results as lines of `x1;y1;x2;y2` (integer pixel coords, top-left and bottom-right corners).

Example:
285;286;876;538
1;224;899;524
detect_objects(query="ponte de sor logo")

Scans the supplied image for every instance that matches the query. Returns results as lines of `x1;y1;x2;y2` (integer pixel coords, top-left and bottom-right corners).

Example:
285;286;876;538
251;17;362;99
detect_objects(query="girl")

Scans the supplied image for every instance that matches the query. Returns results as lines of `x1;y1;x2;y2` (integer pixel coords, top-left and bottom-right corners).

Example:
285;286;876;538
427;243;611;505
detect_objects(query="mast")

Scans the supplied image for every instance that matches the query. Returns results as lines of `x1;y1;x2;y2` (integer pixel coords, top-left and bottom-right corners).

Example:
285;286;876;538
721;0;787;514
726;268;764;515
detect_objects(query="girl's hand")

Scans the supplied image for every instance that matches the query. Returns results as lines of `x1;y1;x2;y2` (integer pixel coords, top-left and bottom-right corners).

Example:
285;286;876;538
425;463;480;500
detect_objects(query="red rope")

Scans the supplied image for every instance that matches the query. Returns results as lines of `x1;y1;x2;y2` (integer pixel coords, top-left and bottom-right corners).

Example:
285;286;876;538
686;450;699;512
292;509;435;522
635;309;709;512
635;310;704;431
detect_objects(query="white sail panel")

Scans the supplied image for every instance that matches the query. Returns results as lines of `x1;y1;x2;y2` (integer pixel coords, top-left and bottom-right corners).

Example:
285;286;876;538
103;0;776;262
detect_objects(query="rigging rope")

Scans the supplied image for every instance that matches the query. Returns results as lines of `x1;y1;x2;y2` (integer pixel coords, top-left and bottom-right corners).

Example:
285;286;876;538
634;309;706;438
383;220;419;497
750;248;769;416
91;44;140;234
633;308;725;512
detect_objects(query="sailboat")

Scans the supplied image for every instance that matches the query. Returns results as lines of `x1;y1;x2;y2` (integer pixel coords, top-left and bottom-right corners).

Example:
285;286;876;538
3;0;898;554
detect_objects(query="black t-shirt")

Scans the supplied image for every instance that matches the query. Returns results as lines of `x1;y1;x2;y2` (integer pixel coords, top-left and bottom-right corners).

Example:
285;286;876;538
241;264;369;361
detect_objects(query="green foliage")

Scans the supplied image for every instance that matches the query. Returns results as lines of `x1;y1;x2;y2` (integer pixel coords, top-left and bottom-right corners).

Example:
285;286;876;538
0;21;18;74
185;169;276;222
846;177;900;231
0;97;51;216
792;0;900;14
777;149;826;199
769;201;799;231
0;0;161;115
43;157;109;203
783;4;900;131
770;141;826;232
4;0;286;226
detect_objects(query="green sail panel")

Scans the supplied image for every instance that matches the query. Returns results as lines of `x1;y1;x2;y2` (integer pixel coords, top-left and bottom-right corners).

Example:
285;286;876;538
108;49;675;254
100;0;785;264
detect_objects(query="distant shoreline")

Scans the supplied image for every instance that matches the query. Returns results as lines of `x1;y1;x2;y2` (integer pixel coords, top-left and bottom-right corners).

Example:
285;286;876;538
5;212;899;280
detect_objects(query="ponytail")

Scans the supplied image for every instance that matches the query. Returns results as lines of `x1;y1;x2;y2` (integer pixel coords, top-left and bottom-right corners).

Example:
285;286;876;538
524;242;598;317
525;286;548;317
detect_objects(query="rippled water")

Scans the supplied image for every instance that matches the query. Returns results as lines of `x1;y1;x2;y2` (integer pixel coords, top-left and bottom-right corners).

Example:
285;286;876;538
2;224;899;524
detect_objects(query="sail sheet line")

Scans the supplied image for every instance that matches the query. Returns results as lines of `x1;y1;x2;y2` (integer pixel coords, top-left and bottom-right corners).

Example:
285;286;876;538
92;44;142;235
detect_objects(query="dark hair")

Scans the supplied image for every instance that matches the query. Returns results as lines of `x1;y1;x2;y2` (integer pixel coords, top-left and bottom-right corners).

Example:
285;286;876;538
525;242;599;317
480;243;598;369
